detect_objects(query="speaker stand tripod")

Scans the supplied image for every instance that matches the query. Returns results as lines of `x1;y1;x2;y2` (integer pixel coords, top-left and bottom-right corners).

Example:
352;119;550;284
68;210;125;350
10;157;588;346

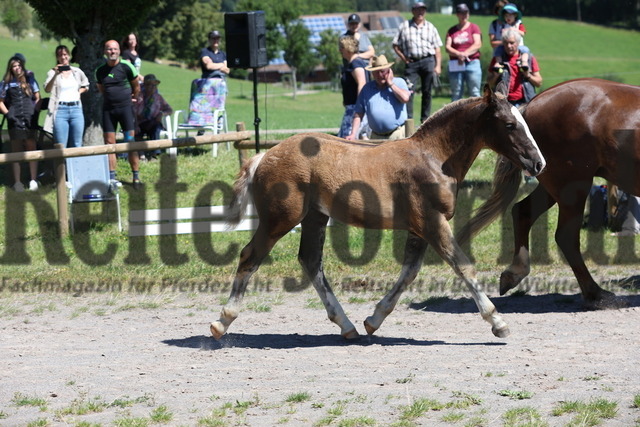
252;68;261;153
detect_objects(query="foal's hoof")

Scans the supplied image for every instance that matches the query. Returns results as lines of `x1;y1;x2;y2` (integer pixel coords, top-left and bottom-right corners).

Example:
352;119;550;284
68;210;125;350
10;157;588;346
210;322;225;340
491;323;511;338
342;328;360;340
499;270;526;295
364;319;377;335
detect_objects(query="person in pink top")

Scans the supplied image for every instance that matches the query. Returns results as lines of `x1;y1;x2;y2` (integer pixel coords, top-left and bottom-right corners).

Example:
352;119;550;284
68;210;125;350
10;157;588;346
445;3;482;101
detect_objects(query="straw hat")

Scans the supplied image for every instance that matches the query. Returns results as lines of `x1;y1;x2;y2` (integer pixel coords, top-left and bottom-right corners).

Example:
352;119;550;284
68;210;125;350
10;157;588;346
365;55;395;71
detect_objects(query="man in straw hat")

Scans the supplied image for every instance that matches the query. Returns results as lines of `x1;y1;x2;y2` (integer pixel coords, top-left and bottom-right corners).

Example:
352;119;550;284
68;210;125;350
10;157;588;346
392;1;442;123
345;55;411;142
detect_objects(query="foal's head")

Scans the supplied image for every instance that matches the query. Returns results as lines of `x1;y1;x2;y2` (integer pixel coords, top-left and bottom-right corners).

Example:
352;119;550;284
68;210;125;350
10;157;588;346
480;85;546;177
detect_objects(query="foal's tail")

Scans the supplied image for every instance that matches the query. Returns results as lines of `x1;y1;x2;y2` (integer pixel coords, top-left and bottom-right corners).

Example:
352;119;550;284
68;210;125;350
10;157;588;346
226;152;266;227
456;155;522;244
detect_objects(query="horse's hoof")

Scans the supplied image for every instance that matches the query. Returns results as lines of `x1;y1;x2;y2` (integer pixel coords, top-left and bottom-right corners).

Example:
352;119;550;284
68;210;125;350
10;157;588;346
342;328;360;340
210;322;225;340
492;323;511;338
499;270;524;295
364;319;377;335
584;291;628;310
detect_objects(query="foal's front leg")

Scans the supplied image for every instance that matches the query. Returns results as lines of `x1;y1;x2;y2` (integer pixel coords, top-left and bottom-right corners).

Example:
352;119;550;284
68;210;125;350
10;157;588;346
299;210;359;339
430;216;510;338
365;232;427;335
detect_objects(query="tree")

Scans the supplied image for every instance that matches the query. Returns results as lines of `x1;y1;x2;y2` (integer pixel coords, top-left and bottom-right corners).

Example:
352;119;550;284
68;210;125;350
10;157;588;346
316;29;342;90
138;0;223;65
282;20;317;98
237;0;321;97
26;0;158;144
1;0;32;39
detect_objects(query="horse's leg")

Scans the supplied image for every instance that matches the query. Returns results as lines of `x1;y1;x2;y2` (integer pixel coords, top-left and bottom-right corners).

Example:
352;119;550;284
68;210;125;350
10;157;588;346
210;224;282;339
364;232;427;335
500;185;556;295
298;209;359;339
554;199;620;308
430;215;510;338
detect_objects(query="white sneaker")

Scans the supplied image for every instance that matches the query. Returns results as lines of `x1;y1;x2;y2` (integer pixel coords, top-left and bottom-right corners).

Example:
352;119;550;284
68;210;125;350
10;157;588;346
28;180;39;191
13;182;24;192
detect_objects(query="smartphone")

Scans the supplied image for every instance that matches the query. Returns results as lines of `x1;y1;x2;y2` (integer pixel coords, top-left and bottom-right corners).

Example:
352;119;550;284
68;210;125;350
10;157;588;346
58;65;71;71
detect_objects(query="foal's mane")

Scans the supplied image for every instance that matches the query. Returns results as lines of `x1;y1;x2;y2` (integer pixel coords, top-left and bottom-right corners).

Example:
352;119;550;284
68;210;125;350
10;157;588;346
412;97;480;139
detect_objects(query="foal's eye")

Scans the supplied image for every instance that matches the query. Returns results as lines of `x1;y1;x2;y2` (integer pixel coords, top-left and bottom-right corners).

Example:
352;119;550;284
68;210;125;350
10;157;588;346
505;122;516;130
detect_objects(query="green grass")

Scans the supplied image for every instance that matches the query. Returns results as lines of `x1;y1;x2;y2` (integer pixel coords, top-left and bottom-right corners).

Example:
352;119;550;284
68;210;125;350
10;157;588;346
553;398;618;425
502;406;548;427
285;391;312;403
498;389;534;400
0;18;638;300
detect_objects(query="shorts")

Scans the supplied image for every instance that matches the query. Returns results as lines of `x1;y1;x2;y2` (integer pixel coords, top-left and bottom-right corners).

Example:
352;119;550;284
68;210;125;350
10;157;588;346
102;105;135;134
8;128;37;140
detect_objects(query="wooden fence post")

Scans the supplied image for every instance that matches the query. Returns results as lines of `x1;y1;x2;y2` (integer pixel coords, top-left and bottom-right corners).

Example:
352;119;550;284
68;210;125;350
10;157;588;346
405;118;415;137
236;122;248;165
53;144;69;238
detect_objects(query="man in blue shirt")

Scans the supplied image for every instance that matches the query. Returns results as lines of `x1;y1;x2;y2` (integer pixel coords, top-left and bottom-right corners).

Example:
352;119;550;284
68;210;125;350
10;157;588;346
346;55;411;142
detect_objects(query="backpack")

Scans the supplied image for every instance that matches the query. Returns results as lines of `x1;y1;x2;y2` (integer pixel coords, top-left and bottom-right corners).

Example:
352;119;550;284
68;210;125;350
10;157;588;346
583;185;608;231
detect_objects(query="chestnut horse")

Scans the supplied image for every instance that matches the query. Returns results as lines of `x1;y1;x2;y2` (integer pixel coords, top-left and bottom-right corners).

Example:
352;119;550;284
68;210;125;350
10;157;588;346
458;78;640;308
211;87;545;340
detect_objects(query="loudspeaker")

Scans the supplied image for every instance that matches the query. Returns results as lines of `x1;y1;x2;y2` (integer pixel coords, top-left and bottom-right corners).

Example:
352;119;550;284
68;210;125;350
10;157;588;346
225;11;268;69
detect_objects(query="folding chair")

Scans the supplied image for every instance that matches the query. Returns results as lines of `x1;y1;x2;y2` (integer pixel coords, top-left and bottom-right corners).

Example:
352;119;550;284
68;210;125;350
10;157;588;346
173;78;229;157
66;154;122;233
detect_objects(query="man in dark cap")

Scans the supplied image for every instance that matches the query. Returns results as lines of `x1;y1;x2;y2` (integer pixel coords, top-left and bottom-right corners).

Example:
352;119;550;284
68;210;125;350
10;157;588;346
392;2;442;122
343;13;374;64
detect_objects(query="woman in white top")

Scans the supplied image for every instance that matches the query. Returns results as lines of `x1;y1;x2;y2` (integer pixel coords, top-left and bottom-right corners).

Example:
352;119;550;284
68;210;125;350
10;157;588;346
44;45;90;148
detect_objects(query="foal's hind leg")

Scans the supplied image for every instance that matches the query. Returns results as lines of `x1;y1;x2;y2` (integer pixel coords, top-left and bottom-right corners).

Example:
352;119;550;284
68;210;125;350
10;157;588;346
364;232;427;335
430;215;509;338
210;224;283;339
298;209;359;339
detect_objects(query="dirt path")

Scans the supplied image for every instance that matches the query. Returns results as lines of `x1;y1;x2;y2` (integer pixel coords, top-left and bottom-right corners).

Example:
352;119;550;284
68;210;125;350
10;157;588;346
1;284;640;426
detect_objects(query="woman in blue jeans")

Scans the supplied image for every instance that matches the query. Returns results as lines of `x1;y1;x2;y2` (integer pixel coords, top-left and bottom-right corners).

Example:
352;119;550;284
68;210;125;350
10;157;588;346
445;3;483;101
44;45;90;147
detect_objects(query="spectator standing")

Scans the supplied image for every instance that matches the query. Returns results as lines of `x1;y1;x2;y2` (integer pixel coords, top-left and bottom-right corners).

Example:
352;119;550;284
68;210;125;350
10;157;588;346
487;28;542;106
445;3;482;101
95;40;141;188
346;55;411;142
392;1;442;123
0;55;40;191
134;74;173;159
121;33;142;78
338;36;368;138
193;30;230;131
490;3;530;73
44;45;90;148
201;30;229;80
488;0;508;50
343;14;375;64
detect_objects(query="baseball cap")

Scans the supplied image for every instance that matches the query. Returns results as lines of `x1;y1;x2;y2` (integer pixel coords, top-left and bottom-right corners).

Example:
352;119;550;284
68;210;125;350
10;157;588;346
413;2;427;9
347;14;360;23
456;3;470;13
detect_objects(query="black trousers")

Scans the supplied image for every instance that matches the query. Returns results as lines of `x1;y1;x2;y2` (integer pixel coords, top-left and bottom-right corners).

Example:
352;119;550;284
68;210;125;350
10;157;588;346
404;56;435;123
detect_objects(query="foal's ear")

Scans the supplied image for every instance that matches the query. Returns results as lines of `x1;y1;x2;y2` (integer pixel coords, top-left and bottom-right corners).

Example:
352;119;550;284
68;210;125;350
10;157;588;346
495;80;509;97
483;84;495;104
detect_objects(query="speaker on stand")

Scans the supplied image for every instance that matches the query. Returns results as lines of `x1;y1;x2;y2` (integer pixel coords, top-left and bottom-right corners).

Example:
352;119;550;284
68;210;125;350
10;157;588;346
225;11;267;152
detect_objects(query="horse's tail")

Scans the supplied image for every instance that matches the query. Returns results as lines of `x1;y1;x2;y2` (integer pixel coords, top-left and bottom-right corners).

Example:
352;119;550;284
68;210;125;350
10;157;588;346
226;152;266;227
456;155;522;244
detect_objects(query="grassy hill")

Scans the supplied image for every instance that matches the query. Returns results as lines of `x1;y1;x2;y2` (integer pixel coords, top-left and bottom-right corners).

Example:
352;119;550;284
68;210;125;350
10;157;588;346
0;17;637;286
0;15;638;133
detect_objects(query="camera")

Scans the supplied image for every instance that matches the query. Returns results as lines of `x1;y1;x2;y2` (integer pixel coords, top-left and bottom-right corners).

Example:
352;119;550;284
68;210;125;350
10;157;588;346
58;65;71;71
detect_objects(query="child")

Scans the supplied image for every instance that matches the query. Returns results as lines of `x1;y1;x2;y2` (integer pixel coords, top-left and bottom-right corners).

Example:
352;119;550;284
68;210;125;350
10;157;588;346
491;3;531;73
